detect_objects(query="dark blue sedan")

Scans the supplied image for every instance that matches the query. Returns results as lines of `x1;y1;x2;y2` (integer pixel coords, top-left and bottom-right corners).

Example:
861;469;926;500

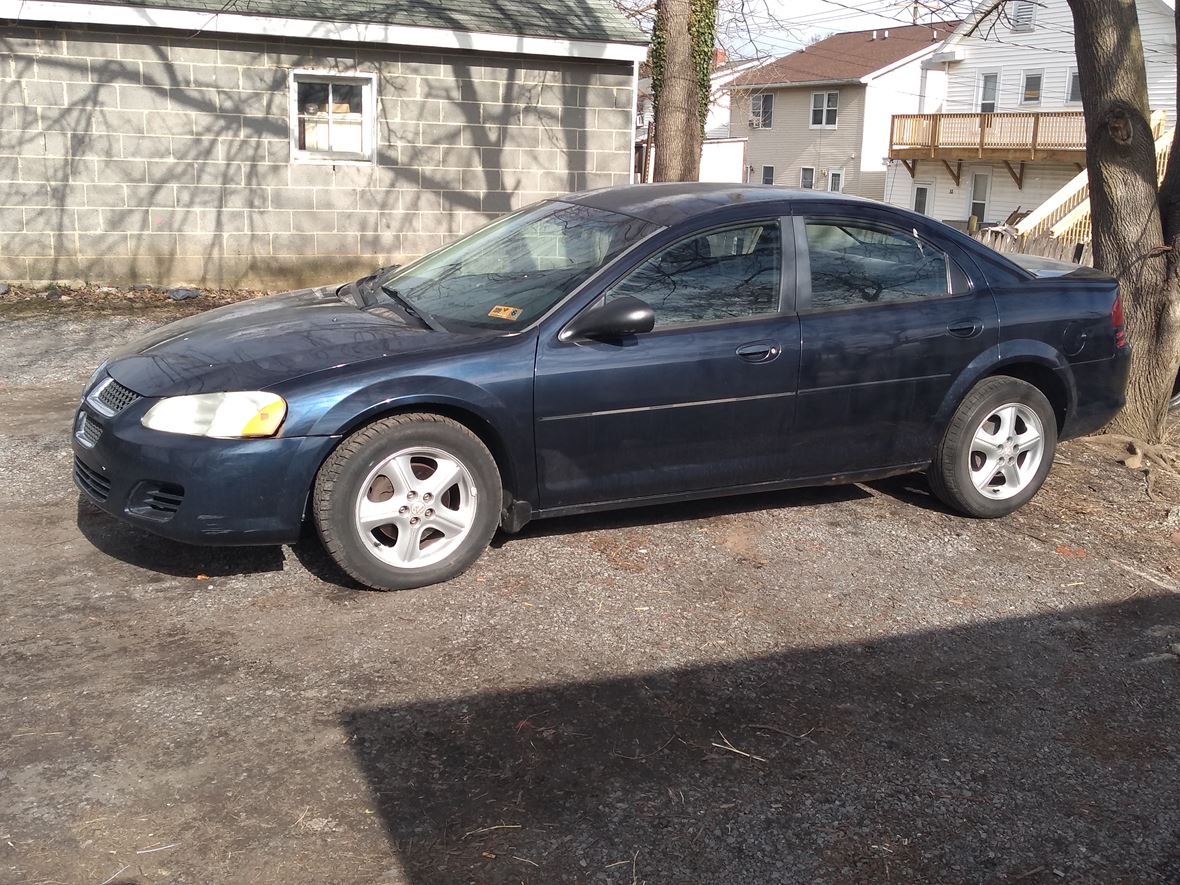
73;184;1129;590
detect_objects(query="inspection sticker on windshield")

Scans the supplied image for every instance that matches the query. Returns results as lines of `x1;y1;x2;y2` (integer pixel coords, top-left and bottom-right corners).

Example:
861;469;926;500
488;305;522;320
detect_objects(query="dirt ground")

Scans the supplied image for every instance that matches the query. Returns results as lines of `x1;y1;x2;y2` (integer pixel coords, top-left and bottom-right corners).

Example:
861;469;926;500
1;294;1178;885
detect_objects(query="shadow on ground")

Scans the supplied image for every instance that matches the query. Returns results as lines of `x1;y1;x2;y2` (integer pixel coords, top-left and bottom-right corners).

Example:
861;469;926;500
75;496;285;578
342;595;1180;884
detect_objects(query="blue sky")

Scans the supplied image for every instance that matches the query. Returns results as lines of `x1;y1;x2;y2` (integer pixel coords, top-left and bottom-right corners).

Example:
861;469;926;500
722;0;973;59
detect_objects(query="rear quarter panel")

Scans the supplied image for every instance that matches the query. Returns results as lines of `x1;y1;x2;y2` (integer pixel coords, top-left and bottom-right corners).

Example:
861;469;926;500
989;277;1127;438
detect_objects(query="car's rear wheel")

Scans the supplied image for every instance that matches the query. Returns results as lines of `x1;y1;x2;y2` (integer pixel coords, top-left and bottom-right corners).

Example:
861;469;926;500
928;376;1058;518
313;414;502;590
1169;371;1180;412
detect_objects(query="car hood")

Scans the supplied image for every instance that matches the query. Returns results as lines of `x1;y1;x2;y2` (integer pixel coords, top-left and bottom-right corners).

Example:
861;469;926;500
105;286;471;397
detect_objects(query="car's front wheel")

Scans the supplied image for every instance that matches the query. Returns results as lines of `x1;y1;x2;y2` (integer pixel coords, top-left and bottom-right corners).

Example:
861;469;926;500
313;414;502;590
1169;370;1180;412
928;376;1058;518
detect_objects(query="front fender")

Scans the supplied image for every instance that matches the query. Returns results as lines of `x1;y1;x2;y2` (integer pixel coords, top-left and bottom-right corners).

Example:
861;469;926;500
931;340;1076;439
313;375;511;438
290;363;538;508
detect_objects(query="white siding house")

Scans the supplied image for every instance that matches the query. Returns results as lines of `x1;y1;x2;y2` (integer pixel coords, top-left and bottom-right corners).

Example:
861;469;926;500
884;0;1176;227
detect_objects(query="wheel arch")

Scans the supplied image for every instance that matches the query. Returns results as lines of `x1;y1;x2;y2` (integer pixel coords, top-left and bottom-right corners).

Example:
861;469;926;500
935;342;1077;440
328;398;521;508
982;361;1070;432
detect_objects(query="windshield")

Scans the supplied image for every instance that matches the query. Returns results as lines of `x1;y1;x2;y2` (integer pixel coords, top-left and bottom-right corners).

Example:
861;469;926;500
374;201;659;331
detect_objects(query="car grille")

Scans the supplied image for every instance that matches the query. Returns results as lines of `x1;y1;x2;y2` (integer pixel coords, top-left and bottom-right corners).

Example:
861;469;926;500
95;377;141;414
128;482;185;521
74;456;111;502
76;411;103;447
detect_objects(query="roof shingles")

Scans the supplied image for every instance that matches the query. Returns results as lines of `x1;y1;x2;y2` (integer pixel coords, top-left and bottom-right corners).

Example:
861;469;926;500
733;21;960;87
87;0;647;44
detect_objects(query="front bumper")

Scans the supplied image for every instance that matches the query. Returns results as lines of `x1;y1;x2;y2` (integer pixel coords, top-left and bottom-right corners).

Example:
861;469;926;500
71;394;338;546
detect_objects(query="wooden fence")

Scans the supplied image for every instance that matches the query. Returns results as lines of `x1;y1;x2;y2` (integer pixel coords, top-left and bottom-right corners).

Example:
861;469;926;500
971;229;1093;266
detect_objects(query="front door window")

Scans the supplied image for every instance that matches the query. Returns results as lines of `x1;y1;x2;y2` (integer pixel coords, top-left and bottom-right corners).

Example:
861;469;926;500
605;222;782;328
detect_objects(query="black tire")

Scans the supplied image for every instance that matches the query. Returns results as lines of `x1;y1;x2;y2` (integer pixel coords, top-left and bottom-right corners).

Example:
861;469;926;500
313;413;502;591
928;376;1058;518
1168;371;1180;412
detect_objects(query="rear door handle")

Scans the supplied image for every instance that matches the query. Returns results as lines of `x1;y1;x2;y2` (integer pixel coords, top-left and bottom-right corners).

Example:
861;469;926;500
736;341;780;363
947;318;984;339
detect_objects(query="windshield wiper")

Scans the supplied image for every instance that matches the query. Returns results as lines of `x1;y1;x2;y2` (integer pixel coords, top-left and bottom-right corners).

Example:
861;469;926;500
378;284;445;331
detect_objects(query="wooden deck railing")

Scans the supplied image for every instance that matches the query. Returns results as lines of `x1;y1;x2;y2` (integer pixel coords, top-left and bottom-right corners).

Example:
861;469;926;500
1014;110;1170;240
890;111;1087;159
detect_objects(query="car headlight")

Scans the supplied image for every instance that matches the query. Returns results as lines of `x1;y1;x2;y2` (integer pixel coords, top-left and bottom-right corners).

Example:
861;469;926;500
141;391;287;438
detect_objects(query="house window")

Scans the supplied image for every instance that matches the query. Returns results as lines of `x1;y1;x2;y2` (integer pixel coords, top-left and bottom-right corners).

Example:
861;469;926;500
810;91;838;128
761;165;775;185
827;168;843;193
1010;0;1036;31
1067;69;1082;104
913;183;932;215
751;93;773;129
979;72;999;114
1021;70;1043;105
290;71;375;163
800;167;815;189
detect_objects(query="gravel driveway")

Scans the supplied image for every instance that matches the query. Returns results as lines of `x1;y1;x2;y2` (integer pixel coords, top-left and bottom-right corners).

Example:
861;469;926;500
1;300;1178;885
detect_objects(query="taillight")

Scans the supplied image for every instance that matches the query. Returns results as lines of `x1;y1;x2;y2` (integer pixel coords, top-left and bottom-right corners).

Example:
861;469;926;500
1111;290;1127;347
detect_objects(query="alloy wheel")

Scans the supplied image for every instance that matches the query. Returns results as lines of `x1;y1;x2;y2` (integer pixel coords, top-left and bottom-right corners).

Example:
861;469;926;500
353;447;478;568
968;402;1046;500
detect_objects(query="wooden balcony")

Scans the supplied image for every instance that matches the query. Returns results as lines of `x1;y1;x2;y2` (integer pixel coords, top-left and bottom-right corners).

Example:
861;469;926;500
889;111;1088;164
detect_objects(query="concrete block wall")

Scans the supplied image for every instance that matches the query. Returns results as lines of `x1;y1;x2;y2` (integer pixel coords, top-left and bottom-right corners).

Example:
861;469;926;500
0;23;636;289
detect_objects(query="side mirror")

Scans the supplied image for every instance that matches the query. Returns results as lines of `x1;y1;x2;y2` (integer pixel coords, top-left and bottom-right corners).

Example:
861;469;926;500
561;295;655;341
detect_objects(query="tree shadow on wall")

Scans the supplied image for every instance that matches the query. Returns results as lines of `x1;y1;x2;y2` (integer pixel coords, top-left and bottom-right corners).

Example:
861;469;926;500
342;594;1180;884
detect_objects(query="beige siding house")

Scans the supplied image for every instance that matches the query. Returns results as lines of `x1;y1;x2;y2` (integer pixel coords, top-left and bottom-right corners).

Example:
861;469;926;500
728;23;959;199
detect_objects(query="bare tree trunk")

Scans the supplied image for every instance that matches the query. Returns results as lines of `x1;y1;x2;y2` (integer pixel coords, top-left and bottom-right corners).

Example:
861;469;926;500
1069;0;1180;441
652;0;702;181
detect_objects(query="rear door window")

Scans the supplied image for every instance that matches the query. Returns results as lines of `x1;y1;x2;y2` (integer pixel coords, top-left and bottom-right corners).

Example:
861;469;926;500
802;218;967;310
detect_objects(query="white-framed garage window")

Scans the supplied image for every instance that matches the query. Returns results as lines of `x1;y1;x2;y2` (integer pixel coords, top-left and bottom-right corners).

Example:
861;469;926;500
289;70;376;164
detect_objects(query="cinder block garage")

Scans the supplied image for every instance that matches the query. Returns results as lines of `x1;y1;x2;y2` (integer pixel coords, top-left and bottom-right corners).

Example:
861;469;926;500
0;0;645;288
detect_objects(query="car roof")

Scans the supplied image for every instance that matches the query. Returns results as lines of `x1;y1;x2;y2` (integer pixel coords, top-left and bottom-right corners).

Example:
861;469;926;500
563;182;878;226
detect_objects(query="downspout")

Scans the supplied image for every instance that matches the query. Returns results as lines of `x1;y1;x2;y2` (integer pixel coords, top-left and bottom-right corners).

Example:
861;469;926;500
630;58;640;183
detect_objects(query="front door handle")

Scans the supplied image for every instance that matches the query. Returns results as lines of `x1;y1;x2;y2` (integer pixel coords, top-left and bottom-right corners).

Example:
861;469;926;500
947;318;984;339
736;341;780;363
